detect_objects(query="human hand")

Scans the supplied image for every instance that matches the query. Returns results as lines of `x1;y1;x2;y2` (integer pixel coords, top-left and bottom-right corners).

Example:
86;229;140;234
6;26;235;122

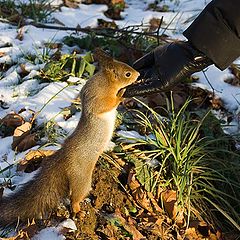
123;41;212;97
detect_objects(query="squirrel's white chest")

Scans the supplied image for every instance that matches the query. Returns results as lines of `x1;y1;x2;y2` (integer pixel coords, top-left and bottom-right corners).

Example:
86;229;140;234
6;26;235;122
99;109;117;146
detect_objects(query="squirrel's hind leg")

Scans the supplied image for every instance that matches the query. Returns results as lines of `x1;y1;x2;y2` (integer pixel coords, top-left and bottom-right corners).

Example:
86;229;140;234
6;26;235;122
70;177;92;214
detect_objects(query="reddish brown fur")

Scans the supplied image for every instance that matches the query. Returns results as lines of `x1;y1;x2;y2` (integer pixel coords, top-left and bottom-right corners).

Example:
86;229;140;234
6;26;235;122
0;50;139;228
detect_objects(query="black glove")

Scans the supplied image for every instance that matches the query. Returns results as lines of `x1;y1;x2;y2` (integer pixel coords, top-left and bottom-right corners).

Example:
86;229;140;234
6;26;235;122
123;41;213;97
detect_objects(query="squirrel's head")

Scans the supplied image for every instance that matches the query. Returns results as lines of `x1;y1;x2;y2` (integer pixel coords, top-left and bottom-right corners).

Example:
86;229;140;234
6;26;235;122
94;48;139;89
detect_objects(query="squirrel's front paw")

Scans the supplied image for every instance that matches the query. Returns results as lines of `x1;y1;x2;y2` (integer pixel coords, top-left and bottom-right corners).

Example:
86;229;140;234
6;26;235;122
117;88;126;98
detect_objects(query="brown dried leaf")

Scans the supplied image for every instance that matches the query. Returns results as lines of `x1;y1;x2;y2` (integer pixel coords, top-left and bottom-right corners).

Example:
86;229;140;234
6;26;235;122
16;27;24;41
63;0;79;8
19;64;29;75
224;77;240;86
1;113;24;128
128;170;141;191
229;64;240;79
128;171;162;215
144;216;172;238
161;190;176;218
98;223;118;239
134;188;161;214
161;189;185;227
149;18;162;31
114;208;145;240
17;149;55;172
12;122;32;150
209;232;218;240
209;94;223;110
13;133;37;153
0;51;6;57
185;227;201;240
97;19;118;29
14;122;32;137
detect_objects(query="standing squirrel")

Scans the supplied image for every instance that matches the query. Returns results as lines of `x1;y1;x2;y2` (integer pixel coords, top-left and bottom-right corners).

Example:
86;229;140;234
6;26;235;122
0;49;139;227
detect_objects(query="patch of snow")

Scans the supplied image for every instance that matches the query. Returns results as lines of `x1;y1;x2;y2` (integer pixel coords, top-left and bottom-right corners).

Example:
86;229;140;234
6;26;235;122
52;4;108;28
32;227;65;240
117;130;146;143
58;219;77;231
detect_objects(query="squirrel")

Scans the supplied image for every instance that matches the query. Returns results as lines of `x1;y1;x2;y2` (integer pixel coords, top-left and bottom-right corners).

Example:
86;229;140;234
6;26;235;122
0;49;139;228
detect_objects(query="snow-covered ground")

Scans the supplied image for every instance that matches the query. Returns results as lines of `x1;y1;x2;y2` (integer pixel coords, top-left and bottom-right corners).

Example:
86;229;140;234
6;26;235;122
0;0;239;238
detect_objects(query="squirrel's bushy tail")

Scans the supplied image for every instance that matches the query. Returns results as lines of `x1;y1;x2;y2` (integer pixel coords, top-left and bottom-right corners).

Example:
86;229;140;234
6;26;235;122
0;164;68;228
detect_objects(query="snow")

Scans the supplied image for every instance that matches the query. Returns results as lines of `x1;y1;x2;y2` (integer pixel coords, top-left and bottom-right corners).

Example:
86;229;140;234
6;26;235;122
52;4;109;27
117;130;146;143
0;0;239;239
32;227;66;240
58;219;77;231
32;219;77;240
193;63;240;112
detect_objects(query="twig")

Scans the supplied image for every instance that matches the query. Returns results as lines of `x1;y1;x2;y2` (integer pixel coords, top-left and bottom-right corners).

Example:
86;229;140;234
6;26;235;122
202;69;222;95
31;22;170;39
157;16;163;46
161;12;179;36
0;18;174;40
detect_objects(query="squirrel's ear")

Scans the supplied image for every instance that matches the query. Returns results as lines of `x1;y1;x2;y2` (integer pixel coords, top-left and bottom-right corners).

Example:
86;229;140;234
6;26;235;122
93;48;114;67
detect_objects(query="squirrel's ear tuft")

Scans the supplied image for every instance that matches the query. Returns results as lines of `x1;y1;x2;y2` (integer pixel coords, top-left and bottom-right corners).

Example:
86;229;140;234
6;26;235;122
93;48;114;67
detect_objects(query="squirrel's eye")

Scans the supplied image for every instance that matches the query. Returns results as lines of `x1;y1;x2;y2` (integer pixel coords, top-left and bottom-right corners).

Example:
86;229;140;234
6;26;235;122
125;72;131;78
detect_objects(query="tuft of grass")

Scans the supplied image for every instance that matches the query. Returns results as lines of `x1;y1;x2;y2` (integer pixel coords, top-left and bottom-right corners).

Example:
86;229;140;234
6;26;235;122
63;29;159;64
123;96;240;232
0;0;56;24
21;0;55;23
38;120;66;146
39;51;95;82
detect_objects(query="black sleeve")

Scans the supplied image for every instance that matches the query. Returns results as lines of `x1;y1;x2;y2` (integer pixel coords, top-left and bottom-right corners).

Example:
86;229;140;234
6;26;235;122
183;0;240;70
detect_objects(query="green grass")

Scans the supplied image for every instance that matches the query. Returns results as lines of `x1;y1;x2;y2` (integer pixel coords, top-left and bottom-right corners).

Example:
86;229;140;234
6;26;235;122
39;51;95;82
63;30;159;64
0;0;56;23
122;97;240;232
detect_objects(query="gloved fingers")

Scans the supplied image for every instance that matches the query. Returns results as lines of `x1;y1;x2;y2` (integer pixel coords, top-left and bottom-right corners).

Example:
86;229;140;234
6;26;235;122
133;51;155;70
138;67;156;81
122;76;161;97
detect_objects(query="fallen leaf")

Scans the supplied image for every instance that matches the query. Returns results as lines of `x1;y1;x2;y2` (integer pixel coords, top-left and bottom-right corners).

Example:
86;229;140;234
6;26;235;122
128;171;163;215
209;232;218;240
114;208;145;240
16;27;24;41
0;113;25;137
13;133;37;152
14;122;32;137
17;149;55;172
0;113;24;128
97;19;118;29
19;64;29;75
12;122;32;150
63;0;79;8
149;18;162;31
62;103;80;120
0;52;6;57
185;227;201;240
128;170;141;191
209;94;223;110
229;64;240;79
161;190;177;219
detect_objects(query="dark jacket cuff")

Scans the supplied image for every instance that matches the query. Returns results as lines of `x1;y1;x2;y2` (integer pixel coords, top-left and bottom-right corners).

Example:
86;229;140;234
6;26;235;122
183;0;240;70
